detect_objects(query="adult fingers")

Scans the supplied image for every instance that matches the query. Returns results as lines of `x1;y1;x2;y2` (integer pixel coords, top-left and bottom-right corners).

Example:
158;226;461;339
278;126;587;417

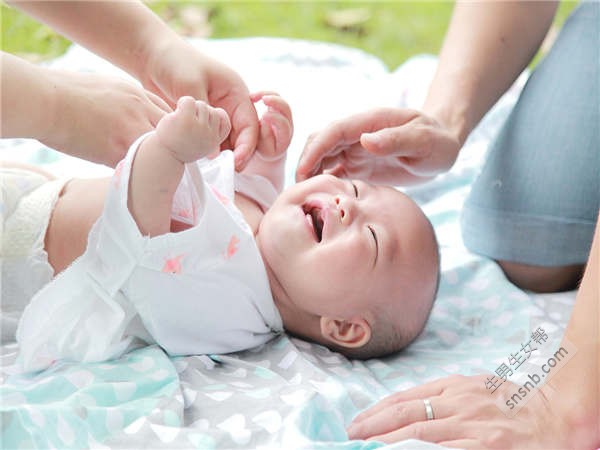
297;108;418;181
226;98;260;171
128;89;170;129
360;122;430;158
142;78;178;109
211;107;232;143
349;376;458;426
347;398;431;439
323;163;348;179
439;439;481;449
297;116;370;181
366;417;466;445
348;396;455;440
146;90;172;114
314;152;349;178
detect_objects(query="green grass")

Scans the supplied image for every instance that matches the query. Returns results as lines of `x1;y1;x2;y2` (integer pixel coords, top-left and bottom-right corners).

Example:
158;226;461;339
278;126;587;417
1;1;578;70
179;1;455;69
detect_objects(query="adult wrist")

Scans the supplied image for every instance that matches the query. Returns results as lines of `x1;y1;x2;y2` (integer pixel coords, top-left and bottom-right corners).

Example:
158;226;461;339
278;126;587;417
35;67;65;149
422;97;472;149
137;31;189;92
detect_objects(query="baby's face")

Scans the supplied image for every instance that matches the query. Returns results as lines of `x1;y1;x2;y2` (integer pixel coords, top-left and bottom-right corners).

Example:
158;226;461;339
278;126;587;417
256;174;436;330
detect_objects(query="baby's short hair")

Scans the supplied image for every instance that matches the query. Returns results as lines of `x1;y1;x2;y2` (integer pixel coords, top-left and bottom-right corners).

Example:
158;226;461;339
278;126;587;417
337;308;414;360
335;221;440;360
335;277;439;360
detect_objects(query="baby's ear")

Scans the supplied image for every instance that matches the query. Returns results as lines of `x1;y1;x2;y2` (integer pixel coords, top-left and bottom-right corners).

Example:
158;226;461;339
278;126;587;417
319;317;371;349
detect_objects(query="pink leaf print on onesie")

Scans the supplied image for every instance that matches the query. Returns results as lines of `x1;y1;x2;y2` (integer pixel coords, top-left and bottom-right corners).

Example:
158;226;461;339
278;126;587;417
113;160;125;188
223;235;240;260
162;254;185;274
210;185;229;205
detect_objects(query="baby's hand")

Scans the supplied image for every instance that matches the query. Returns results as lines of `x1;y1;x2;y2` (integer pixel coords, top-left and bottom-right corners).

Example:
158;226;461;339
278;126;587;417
252;92;293;161
155;96;231;164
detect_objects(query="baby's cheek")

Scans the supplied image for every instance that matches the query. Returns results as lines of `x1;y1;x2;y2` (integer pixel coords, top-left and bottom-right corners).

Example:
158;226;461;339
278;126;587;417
315;243;357;277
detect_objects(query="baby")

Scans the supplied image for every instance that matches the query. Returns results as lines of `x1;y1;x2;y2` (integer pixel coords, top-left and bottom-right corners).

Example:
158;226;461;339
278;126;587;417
4;94;439;371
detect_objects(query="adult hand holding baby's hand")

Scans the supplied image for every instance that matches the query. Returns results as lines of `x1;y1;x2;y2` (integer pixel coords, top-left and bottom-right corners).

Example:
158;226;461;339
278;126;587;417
42;69;171;168
296;107;461;186
155;96;230;164
142;40;259;171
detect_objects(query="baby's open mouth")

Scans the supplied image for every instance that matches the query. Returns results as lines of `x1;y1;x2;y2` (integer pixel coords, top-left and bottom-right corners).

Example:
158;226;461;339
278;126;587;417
303;205;324;242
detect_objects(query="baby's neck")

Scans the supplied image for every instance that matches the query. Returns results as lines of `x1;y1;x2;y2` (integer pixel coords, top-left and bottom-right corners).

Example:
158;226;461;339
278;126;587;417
233;192;264;236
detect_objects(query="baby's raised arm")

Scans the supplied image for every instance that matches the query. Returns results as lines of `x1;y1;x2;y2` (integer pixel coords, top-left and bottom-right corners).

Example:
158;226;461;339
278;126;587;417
128;97;230;236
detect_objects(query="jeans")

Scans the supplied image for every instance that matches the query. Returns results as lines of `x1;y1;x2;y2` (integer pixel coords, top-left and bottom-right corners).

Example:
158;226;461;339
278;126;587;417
461;1;599;266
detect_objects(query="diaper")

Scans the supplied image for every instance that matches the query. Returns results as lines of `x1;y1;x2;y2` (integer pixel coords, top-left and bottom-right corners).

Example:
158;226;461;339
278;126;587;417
1;167;69;343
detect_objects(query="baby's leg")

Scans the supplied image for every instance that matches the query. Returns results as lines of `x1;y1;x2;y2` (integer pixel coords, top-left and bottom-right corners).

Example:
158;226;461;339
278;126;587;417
128;97;230;237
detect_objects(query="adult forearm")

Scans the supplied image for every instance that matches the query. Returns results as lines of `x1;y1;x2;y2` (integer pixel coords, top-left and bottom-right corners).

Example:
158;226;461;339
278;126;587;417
423;1;558;145
0;52;54;140
7;0;180;81
548;215;600;446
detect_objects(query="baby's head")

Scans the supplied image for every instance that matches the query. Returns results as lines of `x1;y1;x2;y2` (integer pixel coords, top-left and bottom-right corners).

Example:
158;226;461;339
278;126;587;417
256;174;439;359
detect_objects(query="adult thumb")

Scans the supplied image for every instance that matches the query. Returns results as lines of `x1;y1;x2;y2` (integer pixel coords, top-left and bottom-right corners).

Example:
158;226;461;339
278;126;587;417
360;126;421;158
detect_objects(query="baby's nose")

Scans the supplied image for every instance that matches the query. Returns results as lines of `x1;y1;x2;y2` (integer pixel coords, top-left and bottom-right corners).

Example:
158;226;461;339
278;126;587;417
334;196;354;224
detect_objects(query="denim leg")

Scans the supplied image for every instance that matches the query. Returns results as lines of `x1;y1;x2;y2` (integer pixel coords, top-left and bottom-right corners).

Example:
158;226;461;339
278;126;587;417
461;1;599;266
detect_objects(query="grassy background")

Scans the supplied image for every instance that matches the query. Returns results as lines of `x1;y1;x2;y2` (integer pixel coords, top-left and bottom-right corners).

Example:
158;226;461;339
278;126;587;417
1;1;578;70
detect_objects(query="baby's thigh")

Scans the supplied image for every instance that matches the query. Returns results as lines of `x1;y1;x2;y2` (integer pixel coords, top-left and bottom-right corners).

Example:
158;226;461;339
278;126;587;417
460;2;599;268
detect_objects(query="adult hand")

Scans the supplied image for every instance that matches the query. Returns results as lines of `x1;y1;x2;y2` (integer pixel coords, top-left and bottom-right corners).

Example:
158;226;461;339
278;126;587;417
295;108;461;185
346;374;584;449
6;2;258;169
1;51;171;167
45;70;171;167
142;40;259;171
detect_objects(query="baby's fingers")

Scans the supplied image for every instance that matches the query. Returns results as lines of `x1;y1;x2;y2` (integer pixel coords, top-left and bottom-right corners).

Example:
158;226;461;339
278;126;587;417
250;90;280;103
262;109;293;152
251;91;293;123
177;96;197;115
261;95;293;125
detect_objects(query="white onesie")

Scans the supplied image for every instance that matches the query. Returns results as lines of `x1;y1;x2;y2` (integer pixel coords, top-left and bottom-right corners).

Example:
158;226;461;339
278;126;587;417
16;134;283;372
